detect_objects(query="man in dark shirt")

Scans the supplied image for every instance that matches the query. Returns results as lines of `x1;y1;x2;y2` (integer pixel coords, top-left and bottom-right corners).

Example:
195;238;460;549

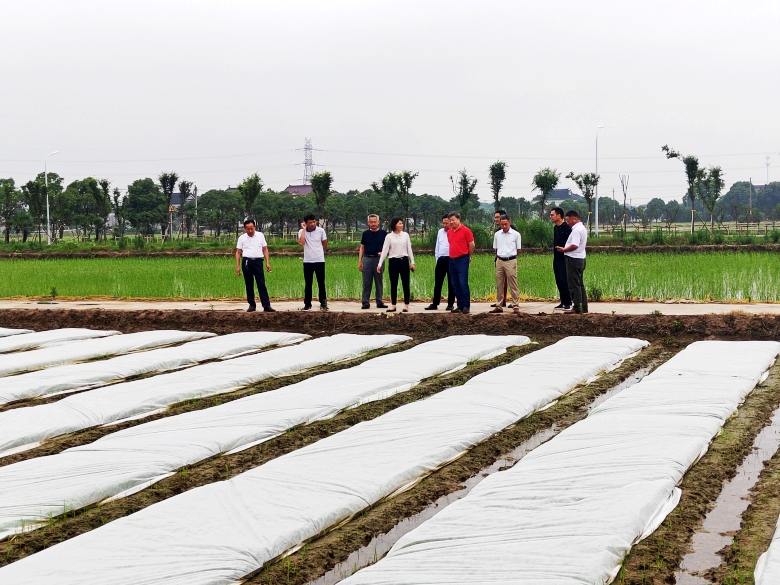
358;214;388;309
550;207;572;310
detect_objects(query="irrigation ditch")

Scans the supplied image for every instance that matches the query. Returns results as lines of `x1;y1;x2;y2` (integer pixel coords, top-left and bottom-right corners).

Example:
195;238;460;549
615;357;780;585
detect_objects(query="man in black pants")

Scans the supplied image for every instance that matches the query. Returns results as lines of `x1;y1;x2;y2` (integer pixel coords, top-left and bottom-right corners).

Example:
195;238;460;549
298;213;329;311
425;215;455;310
556;210;589;314
549;207;572;310
235;218;275;312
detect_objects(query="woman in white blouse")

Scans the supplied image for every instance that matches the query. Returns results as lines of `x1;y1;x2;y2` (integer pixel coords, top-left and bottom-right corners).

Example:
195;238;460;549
377;217;416;312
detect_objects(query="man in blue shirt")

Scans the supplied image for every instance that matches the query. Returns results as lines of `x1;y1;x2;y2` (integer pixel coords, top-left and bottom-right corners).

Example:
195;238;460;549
358;214;388;309
425;215;455;311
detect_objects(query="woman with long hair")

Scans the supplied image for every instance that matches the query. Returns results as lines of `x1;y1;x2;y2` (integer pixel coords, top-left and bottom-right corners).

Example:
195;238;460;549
377;217;415;312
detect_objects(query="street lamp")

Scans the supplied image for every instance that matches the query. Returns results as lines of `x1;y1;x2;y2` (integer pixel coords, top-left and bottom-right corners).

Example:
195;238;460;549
44;151;59;245
594;125;604;237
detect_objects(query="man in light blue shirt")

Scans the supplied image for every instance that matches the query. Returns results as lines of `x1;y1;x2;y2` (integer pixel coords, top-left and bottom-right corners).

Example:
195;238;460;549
425;215;455;311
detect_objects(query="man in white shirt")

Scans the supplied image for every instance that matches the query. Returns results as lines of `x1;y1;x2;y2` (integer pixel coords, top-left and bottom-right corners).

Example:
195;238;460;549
490;214;522;313
297;213;328;311
556;210;588;314
235;218;275;313
424;215;455;311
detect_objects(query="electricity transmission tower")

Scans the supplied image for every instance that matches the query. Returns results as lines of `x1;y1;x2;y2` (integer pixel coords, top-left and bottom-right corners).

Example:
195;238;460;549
296;138;319;184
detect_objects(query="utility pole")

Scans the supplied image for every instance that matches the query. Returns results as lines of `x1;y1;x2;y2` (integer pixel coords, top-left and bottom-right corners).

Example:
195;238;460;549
749;178;753;226
594;125;604;236
44;151;59;245
194;185;198;238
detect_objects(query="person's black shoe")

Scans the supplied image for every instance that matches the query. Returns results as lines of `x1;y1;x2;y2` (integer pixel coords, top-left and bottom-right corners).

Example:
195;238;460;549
490;303;498;307
361;304;371;310
445;305;454;311
554;304;565;309
376;303;389;309
424;304;438;310
462;307;470;314
450;307;462;313
301;305;312;311
246;306;256;313
264;307;276;312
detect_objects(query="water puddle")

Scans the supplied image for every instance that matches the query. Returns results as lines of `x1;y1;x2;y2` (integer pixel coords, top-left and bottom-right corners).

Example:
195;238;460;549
674;406;780;584
305;365;653;585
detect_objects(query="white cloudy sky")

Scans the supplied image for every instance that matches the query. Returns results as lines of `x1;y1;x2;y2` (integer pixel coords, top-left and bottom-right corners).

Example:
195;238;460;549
1;0;778;204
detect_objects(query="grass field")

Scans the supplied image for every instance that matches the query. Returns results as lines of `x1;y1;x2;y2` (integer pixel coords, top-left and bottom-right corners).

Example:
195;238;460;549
0;252;778;302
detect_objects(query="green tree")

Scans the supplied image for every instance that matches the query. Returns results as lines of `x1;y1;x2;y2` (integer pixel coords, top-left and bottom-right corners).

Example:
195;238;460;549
531;167;560;219
237;173;263;219
311;171;333;222
371;173;399;223
158;172;179;238
127;178;166;235
565;172;600;233
697;166;725;233
111;187;128;238
489;161;508;212
0;179;20;244
64;178;102;240
646;198;666;225
396;171;418;224
21;179;47;241
178;180;193;239
199;189;241;237
450;169;478;220
662;145;701;234
95;180;113;241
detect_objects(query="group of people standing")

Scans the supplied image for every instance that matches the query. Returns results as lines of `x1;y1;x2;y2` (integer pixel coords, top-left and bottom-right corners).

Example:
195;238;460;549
234;208;589;314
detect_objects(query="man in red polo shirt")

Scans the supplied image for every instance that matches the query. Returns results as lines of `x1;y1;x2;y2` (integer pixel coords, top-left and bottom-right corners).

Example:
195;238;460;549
446;211;475;314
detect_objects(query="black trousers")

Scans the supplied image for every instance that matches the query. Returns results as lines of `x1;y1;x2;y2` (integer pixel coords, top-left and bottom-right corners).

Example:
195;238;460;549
303;262;326;307
565;257;588;313
432;256;455;307
553;258;572;307
242;257;271;310
388;257;411;305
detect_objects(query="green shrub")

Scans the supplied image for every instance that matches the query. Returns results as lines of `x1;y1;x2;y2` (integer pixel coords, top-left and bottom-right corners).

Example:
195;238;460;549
768;230;780;244
713;232;725;244
133;236;145;250
651;228;666;246
117;237;129;250
735;234;755;245
685;229;711;245
516;219;553;248
589;286;603;302
470;225;493;249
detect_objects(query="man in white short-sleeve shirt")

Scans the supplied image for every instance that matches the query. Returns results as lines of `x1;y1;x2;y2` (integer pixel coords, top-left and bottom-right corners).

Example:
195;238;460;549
555;210;588;314
490;214;522;313
297;214;328;311
235;219;275;312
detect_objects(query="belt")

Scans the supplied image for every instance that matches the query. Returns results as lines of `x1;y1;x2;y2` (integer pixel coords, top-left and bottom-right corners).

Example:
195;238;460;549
497;255;517;261
365;254;379;258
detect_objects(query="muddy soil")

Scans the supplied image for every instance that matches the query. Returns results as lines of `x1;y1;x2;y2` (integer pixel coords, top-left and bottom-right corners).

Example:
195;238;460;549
616;359;780;585
0;308;779;343
0;344;539;566
708;430;780;583
240;345;668;585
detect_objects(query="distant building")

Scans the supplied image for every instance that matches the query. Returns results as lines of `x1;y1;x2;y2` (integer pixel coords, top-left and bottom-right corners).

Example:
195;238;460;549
532;188;583;205
283;184;313;196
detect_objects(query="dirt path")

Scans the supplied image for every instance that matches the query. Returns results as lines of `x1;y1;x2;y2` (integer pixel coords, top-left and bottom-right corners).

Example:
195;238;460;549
2;298;780;315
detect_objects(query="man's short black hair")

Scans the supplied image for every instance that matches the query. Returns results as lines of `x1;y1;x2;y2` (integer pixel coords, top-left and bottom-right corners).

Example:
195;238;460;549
243;218;256;227
447;211;461;219
565;210;580;219
441;214;449;221
495;209;506;216
551;207;564;219
303;213;317;223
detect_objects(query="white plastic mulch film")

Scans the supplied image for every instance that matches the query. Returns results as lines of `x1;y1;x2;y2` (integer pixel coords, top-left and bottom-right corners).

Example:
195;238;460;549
0;327;32;338
0;330;213;379
0;333;400;458
338;340;780;585
0;331;301;405
0;334;527;540
756;513;780;581
0;328;118;354
0;336;647;585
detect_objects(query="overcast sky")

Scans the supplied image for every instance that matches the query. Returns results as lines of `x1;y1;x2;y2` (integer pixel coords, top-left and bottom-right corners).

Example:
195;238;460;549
1;0;778;205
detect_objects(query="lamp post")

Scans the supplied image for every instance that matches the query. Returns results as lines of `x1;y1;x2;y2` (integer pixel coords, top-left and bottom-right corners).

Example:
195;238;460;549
594;125;604;237
44;151;59;245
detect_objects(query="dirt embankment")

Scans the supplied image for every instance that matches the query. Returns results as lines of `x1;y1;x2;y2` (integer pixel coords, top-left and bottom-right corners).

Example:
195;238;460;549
0;308;779;343
1;242;779;259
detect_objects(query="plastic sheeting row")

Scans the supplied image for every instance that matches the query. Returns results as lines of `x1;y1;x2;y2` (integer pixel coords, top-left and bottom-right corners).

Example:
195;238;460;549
0;330;213;379
0;331;304;405
0;336;648;584
756;511;780;582
0;328;117;354
0;327;32;338
340;340;780;585
0;333;400;457
0;334;526;539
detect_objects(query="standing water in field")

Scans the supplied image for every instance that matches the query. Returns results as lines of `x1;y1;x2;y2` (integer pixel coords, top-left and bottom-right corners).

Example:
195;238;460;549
305;366;653;585
674;405;780;585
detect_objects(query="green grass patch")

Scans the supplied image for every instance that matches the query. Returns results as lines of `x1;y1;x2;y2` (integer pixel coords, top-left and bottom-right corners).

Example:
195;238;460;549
0;251;778;302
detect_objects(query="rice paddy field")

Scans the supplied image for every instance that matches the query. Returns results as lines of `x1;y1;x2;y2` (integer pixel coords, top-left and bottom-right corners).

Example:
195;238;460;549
0;251;779;302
